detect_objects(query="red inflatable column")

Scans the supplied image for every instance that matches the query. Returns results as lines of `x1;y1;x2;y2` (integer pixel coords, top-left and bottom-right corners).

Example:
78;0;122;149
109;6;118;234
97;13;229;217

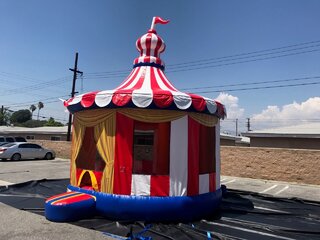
113;113;134;195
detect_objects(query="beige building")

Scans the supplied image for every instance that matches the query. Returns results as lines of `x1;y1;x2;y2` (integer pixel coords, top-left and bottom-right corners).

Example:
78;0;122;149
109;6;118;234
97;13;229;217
0;126;68;141
243;123;320;150
0;126;247;146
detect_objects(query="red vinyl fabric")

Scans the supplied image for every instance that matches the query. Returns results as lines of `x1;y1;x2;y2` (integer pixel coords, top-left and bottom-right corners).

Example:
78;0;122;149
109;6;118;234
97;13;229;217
209;172;216;192
113;113;134;195
150;175;169;196
187;116;200;196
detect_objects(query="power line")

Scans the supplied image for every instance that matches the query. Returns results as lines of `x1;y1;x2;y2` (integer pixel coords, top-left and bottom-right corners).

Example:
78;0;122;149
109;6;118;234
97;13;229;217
224;118;320;122
83;39;320;77
1;39;317;98
2;39;320;111
166;48;320;73
5;76;320;109
37;114;67;122
0;71;43;83
166;44;320;70
4;72;320;110
0;76;70;96
167;39;320;67
191;81;320;94
180;76;320;91
81;47;320;78
5;95;68;108
2;39;320;96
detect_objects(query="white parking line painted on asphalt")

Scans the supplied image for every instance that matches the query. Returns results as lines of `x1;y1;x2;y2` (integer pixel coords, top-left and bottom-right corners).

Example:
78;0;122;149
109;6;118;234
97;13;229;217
202;220;296;240
274;185;289;195
221;177;228;182
223;179;236;185
259;184;278;193
0;180;13;186
254;206;289;213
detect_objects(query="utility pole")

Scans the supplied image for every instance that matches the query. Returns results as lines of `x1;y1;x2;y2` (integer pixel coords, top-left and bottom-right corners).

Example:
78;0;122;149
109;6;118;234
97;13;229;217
246;118;251;132
235;118;238;136
0;105;4;126
67;52;83;141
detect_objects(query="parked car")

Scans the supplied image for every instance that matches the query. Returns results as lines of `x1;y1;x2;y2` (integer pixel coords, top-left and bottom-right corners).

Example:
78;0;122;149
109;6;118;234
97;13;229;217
0;136;14;143
13;136;27;142
0;143;55;161
0;136;27;143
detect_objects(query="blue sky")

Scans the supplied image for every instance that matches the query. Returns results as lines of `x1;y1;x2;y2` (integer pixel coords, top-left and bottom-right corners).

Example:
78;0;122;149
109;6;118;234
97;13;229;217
1;0;320;133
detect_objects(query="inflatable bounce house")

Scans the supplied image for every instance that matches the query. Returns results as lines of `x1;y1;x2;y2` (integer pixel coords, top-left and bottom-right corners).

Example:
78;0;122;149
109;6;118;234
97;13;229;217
45;17;226;222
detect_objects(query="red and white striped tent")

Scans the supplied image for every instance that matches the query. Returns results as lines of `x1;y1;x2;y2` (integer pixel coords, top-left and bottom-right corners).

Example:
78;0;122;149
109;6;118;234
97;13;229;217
64;24;226;118
62;17;226;222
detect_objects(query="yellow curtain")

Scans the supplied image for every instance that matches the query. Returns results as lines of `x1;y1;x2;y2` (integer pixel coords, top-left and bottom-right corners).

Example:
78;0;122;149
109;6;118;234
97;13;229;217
74;109;116;126
74;108;218;127
119;108;218;127
70;119;85;186
94;113;116;193
119;109;184;123
189;112;218;127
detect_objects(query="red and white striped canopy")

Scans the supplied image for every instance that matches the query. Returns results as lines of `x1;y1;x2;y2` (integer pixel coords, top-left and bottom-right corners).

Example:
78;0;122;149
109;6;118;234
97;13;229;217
64;26;226;119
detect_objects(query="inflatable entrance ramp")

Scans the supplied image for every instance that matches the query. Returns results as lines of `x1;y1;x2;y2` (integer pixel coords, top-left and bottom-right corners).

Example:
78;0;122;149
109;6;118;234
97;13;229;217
45;191;96;222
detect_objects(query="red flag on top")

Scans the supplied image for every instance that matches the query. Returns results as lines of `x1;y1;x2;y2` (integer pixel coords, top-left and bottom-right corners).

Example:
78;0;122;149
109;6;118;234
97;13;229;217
150;16;170;31
154;16;170;25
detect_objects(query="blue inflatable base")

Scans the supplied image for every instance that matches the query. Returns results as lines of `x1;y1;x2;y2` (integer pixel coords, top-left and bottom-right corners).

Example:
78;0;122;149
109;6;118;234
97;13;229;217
68;185;222;222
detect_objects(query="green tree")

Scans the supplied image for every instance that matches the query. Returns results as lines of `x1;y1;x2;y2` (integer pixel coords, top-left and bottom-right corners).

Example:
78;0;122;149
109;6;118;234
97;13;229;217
23;119;46;128
29;104;37;119
10;109;32;124
44;117;64;127
37;101;44;120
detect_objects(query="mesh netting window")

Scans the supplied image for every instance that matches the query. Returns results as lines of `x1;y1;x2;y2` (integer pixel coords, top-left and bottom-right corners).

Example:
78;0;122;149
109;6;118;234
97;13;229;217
133;121;170;175
199;125;216;174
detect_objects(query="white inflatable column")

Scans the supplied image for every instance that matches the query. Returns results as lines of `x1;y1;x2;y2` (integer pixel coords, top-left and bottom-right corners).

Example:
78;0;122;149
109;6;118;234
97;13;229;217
169;116;188;196
215;121;221;189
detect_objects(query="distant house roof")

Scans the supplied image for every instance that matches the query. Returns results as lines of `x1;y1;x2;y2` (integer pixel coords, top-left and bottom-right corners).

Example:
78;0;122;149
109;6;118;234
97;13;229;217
0;126;68;135
220;133;242;141
243;123;320;138
239;136;250;144
220;133;250;145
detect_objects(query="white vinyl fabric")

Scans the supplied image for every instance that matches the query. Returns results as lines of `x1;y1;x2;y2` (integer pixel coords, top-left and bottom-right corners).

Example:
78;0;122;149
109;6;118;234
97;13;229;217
169;116;188;196
131;174;151;196
199;174;210;194
215;122;221;189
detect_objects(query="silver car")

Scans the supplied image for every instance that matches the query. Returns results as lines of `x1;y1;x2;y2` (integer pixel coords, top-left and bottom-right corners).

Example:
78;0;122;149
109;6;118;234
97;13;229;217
0;142;55;161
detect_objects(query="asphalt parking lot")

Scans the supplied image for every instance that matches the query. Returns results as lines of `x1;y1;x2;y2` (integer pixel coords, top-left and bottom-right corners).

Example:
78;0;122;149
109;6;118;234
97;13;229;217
0;158;70;185
221;175;320;202
0;158;319;202
0;158;113;240
0;158;319;240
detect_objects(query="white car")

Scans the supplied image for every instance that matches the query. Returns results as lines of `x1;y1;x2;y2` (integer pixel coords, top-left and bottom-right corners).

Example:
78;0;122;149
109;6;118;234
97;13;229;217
0;142;55;161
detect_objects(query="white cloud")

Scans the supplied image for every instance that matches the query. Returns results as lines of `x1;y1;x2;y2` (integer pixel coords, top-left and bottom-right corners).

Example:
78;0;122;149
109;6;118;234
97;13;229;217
215;93;245;135
215;92;244;119
252;97;320;129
